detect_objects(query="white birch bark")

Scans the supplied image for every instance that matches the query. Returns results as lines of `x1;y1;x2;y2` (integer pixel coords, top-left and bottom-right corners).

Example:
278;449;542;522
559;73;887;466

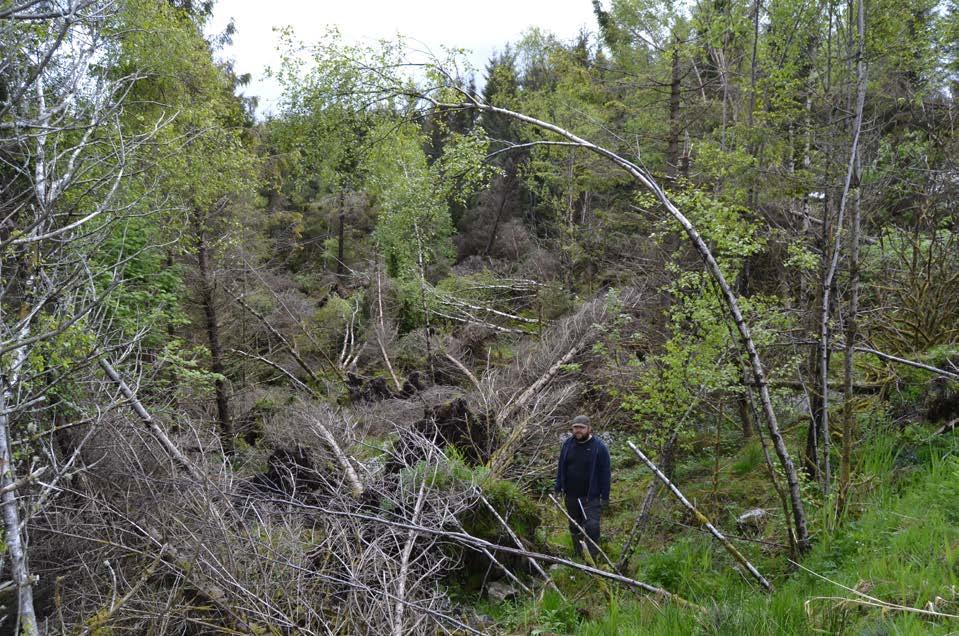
437;99;812;551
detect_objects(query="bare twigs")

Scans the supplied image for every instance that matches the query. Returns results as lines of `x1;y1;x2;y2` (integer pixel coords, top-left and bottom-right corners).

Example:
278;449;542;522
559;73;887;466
478;493;564;597
98;357;204;482
393;468;429;636
305;499;702;610
230;348;319;397
306;413;364;498
76;551;164;636
45;425;487;634
628;441;774;592
233;293;330;383
0;466;47;496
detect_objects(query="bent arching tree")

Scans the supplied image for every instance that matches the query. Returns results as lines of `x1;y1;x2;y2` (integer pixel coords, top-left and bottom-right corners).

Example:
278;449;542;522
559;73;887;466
429;93;812;553
276;36;811;552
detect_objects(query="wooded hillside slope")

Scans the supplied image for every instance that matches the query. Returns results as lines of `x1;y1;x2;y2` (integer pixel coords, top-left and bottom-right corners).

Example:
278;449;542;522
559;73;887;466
1;0;958;633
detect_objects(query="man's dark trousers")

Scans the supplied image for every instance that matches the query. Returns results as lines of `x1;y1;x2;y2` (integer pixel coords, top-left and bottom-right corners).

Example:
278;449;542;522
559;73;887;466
564;495;601;558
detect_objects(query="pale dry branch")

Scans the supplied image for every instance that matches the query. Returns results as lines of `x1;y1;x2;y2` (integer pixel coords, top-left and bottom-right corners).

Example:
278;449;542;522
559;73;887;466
628;441;773;592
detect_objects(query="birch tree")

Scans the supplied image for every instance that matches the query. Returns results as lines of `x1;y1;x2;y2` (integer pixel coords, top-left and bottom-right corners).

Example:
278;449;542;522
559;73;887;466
0;2;159;631
0;1;248;627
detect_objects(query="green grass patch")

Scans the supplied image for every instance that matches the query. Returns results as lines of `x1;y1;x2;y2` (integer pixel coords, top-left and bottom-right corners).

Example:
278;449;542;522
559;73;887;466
498;429;959;634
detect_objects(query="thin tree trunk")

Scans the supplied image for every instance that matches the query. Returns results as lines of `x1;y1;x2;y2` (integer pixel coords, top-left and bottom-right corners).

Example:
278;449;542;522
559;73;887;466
308;415;364;498
748;0;760;125
393;477;427;636
734;259;754;438
444;100;811;551
628;441;773;592
816;13;868;495
806;340;824;480
667;39;682;178
809;0;836;489
194;215;233;453
839;153;861;515
483;172;513;256
617;429;678;573
839;0;866;515
412;221;435;382
376;267;402;391
798;91;817;478
0;268;39;635
336;190;346;282
0;363;38;636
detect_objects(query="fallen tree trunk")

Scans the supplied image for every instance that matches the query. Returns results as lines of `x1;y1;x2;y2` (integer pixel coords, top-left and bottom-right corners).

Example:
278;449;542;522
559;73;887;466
617;432;677;574
99;357;204;482
292;498;703;611
308;414;364;498
488;339;587;477
628;441;774;592
496;339;587;426
854;346;959;381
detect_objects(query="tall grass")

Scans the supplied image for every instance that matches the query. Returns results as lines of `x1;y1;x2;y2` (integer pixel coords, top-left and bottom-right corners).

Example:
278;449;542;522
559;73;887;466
504;431;959;634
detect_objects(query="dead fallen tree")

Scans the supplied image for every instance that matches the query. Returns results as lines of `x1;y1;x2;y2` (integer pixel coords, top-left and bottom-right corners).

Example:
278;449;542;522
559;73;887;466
483;289;647;477
291;496;703;612
628;441;773;592
34;407;535;634
423;93;811;552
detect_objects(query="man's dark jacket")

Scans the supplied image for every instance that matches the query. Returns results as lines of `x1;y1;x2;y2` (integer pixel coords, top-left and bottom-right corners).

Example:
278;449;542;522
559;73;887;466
555;436;611;501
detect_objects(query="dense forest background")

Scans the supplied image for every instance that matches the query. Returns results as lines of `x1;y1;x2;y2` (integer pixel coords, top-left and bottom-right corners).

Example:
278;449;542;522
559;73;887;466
2;0;959;633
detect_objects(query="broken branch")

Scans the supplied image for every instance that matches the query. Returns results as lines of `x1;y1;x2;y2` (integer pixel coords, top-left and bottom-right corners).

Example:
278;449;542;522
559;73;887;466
628;441;773;592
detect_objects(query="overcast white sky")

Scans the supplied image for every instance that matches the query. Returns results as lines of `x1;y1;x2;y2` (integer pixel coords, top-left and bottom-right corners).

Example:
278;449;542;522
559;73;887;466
207;0;599;117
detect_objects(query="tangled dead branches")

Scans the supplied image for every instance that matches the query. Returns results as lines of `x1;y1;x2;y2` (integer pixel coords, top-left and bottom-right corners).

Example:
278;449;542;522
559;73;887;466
30;409;488;635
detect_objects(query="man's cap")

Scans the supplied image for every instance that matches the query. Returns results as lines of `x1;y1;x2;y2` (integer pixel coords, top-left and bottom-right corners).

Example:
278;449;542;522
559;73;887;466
571;415;591;428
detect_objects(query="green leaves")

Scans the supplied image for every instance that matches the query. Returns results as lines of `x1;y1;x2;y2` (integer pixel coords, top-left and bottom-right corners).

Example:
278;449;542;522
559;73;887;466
363;121;495;278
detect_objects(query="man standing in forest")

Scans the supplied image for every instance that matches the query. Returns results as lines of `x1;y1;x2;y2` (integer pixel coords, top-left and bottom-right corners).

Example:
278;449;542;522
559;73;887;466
554;415;611;558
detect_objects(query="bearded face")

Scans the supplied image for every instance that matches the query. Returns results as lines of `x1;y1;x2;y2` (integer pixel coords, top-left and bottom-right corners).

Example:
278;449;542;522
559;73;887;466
572;425;591;441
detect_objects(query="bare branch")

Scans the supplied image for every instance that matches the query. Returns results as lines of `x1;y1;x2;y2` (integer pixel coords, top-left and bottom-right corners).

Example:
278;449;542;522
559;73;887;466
628;441;773;592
